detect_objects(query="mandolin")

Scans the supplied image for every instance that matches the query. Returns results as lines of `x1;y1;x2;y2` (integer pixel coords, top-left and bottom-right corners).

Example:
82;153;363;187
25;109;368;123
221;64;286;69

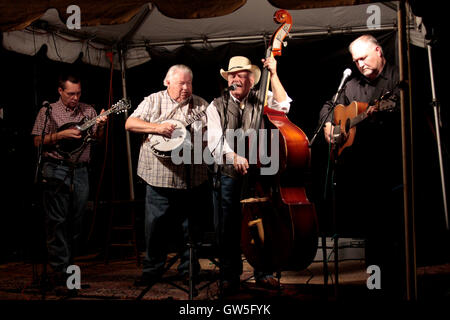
56;99;130;157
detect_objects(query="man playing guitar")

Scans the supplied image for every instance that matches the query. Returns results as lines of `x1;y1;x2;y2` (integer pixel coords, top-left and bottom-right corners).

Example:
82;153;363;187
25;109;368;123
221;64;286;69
318;34;403;299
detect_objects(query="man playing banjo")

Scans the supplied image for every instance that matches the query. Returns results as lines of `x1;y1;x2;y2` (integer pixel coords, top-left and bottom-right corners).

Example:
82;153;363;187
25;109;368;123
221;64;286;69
125;64;210;286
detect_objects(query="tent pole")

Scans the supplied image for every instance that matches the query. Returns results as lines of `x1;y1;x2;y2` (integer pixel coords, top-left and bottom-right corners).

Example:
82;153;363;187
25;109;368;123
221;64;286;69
398;0;417;301
119;47;135;202
426;43;449;230
116;3;149;202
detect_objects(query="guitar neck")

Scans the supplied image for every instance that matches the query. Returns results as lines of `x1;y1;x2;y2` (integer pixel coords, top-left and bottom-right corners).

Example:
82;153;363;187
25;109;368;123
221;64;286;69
348;99;394;129
349;111;369;129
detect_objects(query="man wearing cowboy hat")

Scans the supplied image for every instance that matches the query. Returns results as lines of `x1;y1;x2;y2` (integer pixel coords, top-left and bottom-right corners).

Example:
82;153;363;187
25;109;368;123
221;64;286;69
206;55;292;294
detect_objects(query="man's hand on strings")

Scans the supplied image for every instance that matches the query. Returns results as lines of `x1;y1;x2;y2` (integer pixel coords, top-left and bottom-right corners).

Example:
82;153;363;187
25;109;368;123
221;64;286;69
233;153;249;175
262;57;278;75
366;105;379;116
59;128;82;140
324;122;335;144
158;122;176;138
96;109;108;127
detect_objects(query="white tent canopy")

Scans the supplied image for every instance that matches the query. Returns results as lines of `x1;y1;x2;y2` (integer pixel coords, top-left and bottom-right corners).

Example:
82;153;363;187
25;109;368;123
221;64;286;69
1;0;444;300
2;1;420;69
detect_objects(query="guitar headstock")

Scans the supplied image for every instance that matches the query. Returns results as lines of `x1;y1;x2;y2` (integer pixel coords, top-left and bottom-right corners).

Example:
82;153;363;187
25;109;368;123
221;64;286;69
375;91;398;112
378;100;397;112
111;99;131;114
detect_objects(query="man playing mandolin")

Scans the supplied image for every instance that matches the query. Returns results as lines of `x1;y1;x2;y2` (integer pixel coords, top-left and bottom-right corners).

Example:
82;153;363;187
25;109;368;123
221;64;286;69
319;34;404;298
31;72;108;287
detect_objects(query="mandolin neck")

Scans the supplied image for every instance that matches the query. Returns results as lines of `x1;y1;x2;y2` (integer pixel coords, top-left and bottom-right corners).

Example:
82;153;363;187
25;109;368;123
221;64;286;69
77;108;114;131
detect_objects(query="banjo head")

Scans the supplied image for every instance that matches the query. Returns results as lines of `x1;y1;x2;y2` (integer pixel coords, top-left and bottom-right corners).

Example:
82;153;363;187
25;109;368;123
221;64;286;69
148;119;187;157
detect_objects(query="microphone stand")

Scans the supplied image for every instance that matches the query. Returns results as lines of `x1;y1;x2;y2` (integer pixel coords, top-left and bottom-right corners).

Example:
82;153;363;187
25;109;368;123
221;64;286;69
309;84;347;299
310;67;351;147
34;105;51;185
213;88;230;299
309;89;343;148
32;103;51;296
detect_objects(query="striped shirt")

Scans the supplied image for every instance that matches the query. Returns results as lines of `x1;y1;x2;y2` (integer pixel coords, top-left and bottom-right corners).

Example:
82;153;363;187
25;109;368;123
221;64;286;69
31;98;98;163
130;90;209;189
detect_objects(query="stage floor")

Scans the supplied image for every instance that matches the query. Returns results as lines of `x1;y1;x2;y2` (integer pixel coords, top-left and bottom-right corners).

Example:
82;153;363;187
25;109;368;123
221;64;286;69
1;252;449;302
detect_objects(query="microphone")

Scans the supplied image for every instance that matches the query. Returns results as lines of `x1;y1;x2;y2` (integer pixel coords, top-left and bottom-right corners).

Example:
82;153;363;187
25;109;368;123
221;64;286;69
224;84;237;92
332;68;352;105
42;101;52;115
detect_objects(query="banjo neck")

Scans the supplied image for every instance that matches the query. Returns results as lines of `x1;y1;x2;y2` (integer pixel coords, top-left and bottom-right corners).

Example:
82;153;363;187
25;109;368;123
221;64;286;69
184;109;206;127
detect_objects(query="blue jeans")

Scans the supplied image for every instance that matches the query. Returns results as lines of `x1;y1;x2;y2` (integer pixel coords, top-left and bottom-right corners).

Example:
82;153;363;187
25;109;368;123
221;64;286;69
212;174;243;281
212;174;274;282
142;184;201;276
41;161;89;273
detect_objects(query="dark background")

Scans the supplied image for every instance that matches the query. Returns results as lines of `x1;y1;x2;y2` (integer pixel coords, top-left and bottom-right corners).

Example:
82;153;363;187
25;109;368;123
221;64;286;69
1;21;448;268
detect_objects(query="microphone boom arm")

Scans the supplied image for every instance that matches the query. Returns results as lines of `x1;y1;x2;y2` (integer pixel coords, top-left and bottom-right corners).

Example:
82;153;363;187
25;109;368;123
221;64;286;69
309;68;352;147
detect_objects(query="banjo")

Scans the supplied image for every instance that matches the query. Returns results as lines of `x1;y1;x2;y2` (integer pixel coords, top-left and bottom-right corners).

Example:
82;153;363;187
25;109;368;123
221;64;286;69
147;109;206;158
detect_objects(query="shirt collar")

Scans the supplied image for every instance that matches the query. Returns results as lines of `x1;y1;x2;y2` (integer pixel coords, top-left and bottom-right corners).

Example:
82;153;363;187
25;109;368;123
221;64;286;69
230;94;248;111
166;90;192;106
230;93;249;105
360;63;389;85
57;98;81;114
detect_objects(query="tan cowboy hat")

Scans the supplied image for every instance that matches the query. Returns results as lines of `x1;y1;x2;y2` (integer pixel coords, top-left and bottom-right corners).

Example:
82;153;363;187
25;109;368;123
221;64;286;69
220;56;261;85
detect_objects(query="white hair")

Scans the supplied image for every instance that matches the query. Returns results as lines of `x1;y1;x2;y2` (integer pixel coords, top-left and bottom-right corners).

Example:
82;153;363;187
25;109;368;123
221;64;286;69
163;64;193;87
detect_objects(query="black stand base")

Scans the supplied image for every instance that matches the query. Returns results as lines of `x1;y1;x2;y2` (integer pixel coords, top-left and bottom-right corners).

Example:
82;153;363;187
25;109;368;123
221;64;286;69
136;241;199;300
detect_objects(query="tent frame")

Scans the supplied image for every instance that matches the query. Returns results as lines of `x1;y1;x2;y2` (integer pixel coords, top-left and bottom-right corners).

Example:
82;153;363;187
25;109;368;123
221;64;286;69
397;0;416;300
8;0;443;301
111;0;420;300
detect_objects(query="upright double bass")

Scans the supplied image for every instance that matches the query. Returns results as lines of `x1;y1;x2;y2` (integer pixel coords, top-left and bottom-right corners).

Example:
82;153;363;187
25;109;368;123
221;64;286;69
240;10;318;272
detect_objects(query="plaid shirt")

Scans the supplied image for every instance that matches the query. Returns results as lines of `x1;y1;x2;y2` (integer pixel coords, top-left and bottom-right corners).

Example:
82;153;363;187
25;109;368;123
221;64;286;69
31;98;98;163
130;90;209;189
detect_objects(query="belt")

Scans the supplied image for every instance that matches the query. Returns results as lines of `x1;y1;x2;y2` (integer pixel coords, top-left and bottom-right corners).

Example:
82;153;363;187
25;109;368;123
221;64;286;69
43;157;88;168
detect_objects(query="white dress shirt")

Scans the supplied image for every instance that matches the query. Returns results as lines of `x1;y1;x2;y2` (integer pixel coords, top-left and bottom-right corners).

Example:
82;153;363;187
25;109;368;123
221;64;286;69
206;91;291;164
